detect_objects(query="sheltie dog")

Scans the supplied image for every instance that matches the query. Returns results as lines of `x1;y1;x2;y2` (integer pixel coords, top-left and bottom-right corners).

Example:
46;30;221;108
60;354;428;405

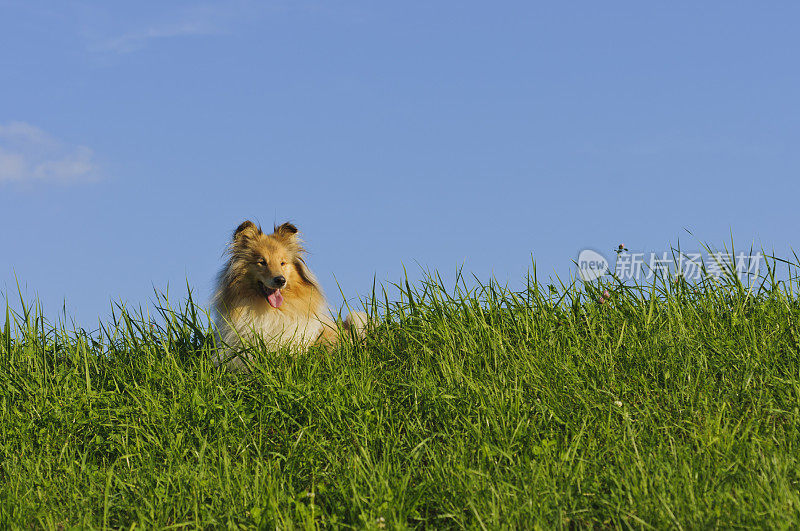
212;220;367;370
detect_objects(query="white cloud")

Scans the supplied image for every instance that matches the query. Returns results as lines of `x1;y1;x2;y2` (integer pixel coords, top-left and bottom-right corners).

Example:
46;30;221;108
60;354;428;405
83;2;310;55
0;122;101;184
93;2;247;54
101;19;222;53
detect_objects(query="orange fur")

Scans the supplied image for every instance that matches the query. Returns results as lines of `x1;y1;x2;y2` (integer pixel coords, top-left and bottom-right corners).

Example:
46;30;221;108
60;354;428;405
212;220;365;370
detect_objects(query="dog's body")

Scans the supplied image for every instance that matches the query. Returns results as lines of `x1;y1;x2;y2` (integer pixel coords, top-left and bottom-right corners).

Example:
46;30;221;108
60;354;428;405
212;221;365;370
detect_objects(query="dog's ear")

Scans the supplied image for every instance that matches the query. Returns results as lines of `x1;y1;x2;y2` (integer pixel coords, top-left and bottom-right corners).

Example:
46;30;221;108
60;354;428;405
293;256;321;290
274;222;299;239
233;220;261;242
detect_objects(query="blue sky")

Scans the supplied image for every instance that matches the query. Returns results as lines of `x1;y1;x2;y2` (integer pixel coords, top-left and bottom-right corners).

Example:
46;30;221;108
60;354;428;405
2;1;799;327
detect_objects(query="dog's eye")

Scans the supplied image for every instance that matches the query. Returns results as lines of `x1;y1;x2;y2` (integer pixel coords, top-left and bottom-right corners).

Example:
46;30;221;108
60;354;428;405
281;261;286;266
257;259;267;266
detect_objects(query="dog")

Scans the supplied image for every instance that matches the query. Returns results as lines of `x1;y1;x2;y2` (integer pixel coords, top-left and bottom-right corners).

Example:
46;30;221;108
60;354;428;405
212;220;367;370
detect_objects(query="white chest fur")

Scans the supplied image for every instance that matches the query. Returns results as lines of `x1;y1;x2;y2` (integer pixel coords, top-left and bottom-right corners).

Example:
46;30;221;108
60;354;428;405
213;307;325;370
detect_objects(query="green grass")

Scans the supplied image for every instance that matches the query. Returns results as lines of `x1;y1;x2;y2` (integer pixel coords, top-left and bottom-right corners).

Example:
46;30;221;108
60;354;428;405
2;255;800;529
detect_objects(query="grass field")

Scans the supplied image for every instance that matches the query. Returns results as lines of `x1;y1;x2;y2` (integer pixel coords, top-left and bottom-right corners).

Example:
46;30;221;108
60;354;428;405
2;256;800;528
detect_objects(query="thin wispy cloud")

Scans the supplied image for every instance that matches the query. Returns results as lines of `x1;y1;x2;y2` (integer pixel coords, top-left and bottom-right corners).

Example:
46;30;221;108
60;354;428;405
101;19;222;53
93;3;248;54
0;122;101;184
78;2;315;55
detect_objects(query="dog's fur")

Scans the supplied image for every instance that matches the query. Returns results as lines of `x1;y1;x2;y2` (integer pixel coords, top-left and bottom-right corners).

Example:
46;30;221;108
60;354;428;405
212;220;366;370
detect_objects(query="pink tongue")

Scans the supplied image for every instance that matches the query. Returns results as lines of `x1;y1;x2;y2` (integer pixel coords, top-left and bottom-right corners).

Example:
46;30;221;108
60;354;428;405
267;289;283;308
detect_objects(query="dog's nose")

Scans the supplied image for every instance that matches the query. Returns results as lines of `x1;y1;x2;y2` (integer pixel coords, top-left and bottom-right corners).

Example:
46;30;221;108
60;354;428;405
273;275;286;287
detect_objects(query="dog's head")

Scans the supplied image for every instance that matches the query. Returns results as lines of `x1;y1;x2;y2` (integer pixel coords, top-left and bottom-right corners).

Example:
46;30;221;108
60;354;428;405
227;220;317;309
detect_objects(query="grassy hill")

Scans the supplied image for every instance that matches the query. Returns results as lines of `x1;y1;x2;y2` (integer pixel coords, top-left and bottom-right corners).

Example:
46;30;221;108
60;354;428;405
2;263;799;528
